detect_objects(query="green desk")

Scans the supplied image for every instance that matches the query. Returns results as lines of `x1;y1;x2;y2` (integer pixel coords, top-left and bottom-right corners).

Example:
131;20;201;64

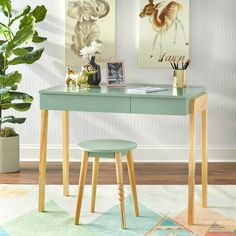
38;84;208;225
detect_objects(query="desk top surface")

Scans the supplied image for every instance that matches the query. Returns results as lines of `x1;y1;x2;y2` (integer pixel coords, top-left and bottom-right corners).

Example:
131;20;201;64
40;84;206;99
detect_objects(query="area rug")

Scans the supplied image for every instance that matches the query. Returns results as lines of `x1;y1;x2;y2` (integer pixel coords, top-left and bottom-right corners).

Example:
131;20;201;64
0;185;235;236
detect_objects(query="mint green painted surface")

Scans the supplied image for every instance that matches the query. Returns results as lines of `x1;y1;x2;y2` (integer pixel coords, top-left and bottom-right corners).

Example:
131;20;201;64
40;84;206;115
78;139;137;159
131;97;188;115
40;94;130;113
89;151;128;158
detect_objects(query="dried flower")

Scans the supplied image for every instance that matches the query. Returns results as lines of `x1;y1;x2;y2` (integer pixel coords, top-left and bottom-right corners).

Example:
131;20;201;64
80;41;103;62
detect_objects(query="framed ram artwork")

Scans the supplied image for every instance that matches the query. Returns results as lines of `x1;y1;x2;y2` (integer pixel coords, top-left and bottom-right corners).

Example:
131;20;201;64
139;0;189;68
65;0;116;67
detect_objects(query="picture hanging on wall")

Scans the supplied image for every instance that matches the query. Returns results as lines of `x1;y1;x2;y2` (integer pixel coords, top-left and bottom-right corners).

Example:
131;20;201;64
65;0;116;67
139;0;189;68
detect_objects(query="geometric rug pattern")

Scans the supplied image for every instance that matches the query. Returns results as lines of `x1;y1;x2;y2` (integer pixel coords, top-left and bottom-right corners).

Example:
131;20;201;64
175;203;236;236
0;185;236;236
1;198;195;236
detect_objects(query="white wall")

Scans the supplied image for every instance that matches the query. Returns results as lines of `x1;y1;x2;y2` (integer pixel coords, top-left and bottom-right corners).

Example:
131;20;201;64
8;0;236;161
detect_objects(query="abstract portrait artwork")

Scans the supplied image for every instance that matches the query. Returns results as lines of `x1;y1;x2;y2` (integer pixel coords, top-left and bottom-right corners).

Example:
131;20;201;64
139;0;189;68
65;0;116;67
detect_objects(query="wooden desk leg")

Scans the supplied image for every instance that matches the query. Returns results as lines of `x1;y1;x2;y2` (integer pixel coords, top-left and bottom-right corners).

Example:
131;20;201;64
188;93;208;224
202;105;208;208
38;110;48;212
62;111;69;196
188;103;196;225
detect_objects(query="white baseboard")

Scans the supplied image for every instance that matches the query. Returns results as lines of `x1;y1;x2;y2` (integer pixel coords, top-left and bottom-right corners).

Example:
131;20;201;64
20;145;236;162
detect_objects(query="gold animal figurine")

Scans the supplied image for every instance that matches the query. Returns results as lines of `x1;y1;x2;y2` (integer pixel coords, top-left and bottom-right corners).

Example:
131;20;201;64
76;64;97;90
65;67;77;88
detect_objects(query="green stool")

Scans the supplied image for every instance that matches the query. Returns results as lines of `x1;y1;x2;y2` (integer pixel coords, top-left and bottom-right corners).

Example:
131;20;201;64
74;139;139;229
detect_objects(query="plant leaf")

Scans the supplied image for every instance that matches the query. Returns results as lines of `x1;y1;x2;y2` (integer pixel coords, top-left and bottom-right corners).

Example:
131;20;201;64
8;48;44;65
1;90;11;100
1;116;26;124
12;47;34;55
13;26;35;47
0;71;22;87
32;31;47;43
30;5;47;23
19;14;35;30
9;91;33;102
0;0;11;15
0;40;6;45
0;86;11;94
10;84;17;90
9;5;31;26
0;41;7;53
1;91;33;104
0;40;13;53
0;53;4;74
0;22;11;40
1;102;31;111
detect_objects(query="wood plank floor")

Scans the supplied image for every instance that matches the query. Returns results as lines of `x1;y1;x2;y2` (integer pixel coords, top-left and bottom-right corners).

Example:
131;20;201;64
0;162;236;185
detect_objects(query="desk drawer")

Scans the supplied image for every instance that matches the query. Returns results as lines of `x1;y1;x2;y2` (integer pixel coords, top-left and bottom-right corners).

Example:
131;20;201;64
40;94;131;113
131;97;188;115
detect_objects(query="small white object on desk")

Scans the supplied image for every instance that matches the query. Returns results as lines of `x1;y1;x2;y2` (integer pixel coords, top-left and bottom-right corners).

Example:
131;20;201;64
127;87;167;94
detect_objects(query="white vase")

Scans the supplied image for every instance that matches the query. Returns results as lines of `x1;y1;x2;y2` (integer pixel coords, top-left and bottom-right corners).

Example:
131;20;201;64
0;135;20;173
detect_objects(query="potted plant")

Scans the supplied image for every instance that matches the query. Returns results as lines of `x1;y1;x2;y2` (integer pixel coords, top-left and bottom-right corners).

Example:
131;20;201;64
0;0;47;173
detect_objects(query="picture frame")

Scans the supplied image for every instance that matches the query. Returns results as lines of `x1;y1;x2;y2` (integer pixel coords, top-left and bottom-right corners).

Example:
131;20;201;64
139;0;189;68
65;0;116;67
106;61;125;87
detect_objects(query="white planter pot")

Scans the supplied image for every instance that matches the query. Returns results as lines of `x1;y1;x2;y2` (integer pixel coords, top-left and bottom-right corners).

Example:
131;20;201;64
0;135;19;173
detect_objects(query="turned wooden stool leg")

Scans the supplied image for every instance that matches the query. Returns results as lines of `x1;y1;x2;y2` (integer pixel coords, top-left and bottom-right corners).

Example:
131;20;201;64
90;157;100;213
115;152;126;229
74;151;89;225
127;150;139;217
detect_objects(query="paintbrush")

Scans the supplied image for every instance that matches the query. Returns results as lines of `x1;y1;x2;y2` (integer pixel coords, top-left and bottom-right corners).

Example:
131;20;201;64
170;61;175;69
173;62;177;70
184;59;191;70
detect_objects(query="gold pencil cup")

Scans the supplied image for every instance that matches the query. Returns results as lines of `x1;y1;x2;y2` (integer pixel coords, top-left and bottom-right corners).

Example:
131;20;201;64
173;70;187;88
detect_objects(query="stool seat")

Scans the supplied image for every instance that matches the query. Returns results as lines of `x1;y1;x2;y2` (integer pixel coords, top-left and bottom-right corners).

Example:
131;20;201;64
78;139;137;155
74;139;139;229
